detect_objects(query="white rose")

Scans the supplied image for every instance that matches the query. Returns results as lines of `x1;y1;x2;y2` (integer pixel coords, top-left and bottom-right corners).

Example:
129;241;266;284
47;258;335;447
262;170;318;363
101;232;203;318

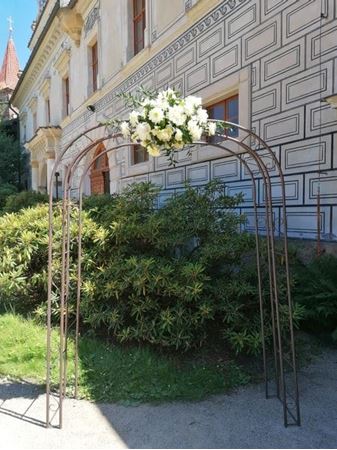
208;122;217;136
149;107;164;124
120;121;130;139
136;122;151;141
157;127;173;142
196;107;208;124
147;143;161;157
168;105;186;126
175;129;183;141
129;111;139;127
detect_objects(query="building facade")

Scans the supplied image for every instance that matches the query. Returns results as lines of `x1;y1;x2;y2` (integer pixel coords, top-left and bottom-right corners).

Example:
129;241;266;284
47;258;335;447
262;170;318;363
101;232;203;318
12;0;337;240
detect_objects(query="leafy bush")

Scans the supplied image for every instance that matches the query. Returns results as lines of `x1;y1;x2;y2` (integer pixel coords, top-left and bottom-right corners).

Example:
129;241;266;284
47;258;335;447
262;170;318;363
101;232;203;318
2;190;48;214
81;181;263;351
0;181;298;353
294;254;337;342
0;204;104;315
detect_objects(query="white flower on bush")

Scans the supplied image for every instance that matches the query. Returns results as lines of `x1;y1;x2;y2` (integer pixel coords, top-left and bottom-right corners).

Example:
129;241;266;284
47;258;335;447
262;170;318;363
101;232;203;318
149;107;164;124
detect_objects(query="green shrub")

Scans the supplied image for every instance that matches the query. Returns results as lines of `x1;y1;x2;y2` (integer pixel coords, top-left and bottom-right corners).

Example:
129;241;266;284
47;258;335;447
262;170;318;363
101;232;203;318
0;181;298;353
2;190;48;214
0;203;105;316
294;254;337;342
80;181;263;351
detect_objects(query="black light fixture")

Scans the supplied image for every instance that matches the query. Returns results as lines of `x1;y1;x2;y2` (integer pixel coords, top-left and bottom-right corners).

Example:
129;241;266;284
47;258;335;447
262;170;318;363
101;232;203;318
87;104;96;113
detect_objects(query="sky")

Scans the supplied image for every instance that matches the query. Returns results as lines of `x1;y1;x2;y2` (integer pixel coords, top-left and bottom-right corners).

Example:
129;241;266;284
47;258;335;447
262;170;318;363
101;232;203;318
0;0;38;70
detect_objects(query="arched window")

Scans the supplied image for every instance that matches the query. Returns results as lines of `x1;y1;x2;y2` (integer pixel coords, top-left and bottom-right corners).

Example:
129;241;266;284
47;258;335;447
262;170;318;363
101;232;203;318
90;144;110;195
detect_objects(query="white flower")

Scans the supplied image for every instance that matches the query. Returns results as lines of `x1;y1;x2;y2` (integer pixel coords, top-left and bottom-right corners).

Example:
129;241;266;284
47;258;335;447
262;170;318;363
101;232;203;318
175;129;183;141
187;120;202;141
184;96;202;115
149;107;164;124
208;122;217;136
136;122;151;141
197;107;208;124
129;111;139;127
120;121;130;138
147;143;161;157
157;127;173;142
168;105;186;126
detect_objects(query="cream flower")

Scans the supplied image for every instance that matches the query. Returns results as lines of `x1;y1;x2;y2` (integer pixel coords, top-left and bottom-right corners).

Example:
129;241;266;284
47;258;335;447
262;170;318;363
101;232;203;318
149;107;164;124
175;129;183;141
147;143;161;157
120;121;130;139
157;127;173;142
129;111;139;127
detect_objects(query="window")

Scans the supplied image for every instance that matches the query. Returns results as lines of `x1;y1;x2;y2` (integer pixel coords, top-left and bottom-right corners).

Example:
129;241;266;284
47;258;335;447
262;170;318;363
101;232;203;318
133;145;149;165
133;0;146;55
90;145;110;195
63;77;70;117
207;94;239;139
91;42;98;92
46;98;51;124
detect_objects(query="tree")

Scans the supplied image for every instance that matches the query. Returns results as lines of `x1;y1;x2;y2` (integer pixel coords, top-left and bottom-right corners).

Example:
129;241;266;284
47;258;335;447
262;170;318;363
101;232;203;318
0;119;26;192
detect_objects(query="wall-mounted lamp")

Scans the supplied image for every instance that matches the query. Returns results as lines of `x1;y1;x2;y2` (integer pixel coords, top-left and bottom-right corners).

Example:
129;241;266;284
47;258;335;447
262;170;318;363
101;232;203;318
87;104;96;113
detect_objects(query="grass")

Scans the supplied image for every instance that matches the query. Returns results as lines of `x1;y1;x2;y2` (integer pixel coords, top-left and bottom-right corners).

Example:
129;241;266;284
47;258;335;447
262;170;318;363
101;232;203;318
0;313;250;404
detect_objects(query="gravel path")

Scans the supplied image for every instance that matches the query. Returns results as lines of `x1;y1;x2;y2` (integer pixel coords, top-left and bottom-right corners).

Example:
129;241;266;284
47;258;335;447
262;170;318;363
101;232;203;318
0;350;336;449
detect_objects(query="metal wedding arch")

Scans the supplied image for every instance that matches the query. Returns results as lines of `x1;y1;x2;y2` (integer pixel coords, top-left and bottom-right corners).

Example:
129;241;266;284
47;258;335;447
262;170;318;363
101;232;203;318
46;121;301;429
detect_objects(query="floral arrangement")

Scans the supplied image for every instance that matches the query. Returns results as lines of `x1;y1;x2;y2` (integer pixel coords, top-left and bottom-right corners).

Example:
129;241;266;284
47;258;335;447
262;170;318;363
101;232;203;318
118;88;218;164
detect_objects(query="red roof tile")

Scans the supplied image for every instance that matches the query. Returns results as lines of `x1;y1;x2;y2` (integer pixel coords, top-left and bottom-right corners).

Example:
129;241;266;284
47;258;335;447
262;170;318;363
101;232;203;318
0;37;20;91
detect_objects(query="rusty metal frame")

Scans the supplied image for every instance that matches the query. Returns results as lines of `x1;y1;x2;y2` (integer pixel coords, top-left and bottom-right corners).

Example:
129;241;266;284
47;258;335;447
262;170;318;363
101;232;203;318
46;122;300;429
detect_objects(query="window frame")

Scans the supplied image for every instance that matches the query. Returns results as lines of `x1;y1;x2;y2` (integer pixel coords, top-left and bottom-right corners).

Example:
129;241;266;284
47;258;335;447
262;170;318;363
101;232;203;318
63;76;70;117
207;94;239;138
133;0;146;56
132;144;149;165
91;42;98;93
46;98;51;125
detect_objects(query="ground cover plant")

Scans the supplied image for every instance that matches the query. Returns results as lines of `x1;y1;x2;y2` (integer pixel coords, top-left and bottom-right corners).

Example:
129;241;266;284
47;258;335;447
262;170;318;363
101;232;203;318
0;313;249;403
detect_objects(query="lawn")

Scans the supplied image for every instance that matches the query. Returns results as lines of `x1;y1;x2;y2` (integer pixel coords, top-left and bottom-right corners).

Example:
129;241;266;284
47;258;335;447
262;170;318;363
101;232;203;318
0;313;250;404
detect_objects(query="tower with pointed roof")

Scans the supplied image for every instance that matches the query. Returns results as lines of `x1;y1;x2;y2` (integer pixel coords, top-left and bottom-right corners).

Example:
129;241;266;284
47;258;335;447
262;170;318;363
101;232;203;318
0;17;20;119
